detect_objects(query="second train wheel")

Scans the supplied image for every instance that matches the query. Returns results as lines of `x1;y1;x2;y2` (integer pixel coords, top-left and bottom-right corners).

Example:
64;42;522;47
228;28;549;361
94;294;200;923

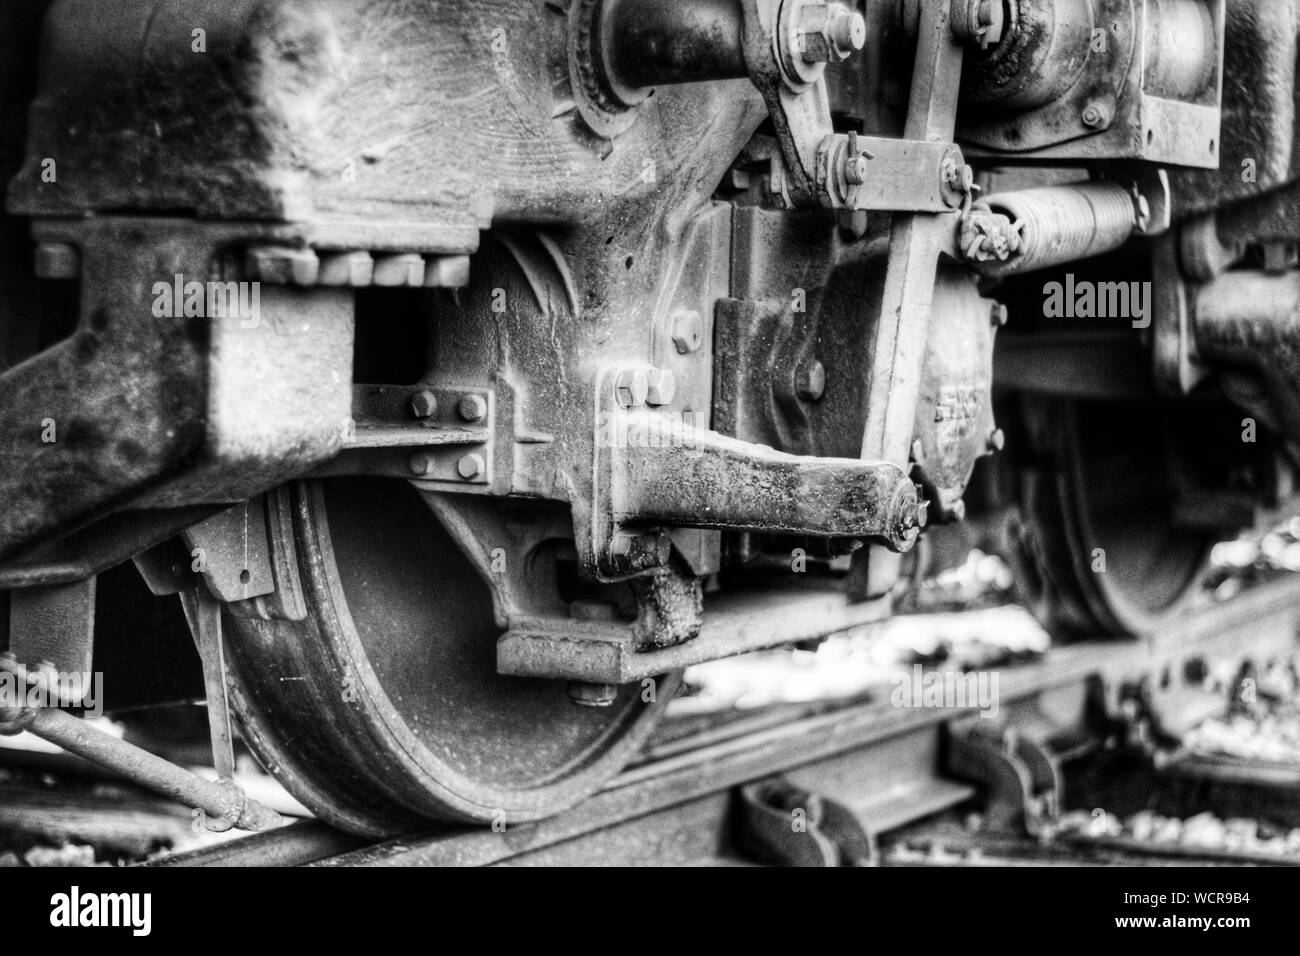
222;477;679;837
1007;397;1214;638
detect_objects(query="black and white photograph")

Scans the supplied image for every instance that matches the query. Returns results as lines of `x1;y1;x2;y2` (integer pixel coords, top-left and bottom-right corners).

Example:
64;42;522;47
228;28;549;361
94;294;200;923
0;0;1291;920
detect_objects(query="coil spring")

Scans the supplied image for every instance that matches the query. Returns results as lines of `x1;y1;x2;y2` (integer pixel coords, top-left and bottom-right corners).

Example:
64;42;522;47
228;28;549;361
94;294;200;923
983;181;1137;276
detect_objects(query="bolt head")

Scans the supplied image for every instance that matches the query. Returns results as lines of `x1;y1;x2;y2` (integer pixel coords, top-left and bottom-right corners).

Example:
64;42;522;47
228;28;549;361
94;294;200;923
456;452;486;481
672;310;704;354
987;427;1006;453
408;452;437;477
646;368;676;407
888;479;922;550
797;4;865;63
607;528;671;572
458;393;488;423
1081;100;1111;130
614;367;650;408
990;302;1009;327
796;359;826;402
411;390;438;419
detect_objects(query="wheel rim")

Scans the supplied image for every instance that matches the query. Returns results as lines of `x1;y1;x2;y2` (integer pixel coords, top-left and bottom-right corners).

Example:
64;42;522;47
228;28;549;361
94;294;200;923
225;477;678;836
1013;398;1211;637
1063;401;1209;632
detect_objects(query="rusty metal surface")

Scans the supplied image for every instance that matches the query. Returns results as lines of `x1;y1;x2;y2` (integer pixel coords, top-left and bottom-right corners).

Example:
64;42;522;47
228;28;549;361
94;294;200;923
959;0;1224;169
0;218;355;564
7;0;1297;845
602;411;920;545
498;580;893;683
311;575;1300;866
0;655;281;832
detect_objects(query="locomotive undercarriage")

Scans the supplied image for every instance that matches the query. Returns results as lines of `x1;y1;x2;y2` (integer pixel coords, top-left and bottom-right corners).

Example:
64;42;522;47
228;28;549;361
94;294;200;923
2;0;1299;835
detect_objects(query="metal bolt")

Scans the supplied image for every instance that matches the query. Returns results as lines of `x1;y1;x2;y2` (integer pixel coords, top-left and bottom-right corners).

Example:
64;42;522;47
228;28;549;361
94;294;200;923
247;245;320;286
974;0;1005;48
411;390;438;419
796;359;826;402
672;310;704;354
888;479;922;550
646;368;676;407
456;453;486;481
318;251;374;287
942;160;975;193
372;253;425;287
798;3;867;63
567;682;618;708
990;302;1009;327
987;427;1006;453
1081;99;1111;130
614;367;650;408
458;393;488;423
424;254;471;289
608;528;672;573
827;5;867;52
408;452;437;477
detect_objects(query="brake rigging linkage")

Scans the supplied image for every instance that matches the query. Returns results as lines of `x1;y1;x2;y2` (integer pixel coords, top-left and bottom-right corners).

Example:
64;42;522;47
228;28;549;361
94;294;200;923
0;652;282;833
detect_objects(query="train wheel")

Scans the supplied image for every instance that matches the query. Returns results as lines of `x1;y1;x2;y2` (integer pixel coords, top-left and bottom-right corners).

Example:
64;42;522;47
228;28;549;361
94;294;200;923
223;477;679;836
1007;397;1213;638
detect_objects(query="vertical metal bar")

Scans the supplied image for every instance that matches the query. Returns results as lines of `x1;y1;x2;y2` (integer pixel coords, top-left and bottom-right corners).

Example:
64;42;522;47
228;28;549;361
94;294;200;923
856;2;965;595
187;584;237;782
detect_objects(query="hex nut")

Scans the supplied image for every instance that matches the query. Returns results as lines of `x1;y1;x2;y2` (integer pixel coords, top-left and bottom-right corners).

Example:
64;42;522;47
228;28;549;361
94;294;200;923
247;246;320;286
458;393;488;423
614;367;650;408
457;453;486;481
411;390;438;419
408;452;437;477
646;368;677;407
1081;99;1112;130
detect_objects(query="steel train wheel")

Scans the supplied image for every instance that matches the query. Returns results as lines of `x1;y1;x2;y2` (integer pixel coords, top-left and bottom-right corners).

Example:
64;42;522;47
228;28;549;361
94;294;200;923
223;477;679;836
1008;398;1213;638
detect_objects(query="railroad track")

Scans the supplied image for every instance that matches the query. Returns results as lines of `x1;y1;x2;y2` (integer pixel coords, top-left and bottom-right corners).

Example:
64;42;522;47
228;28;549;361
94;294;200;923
128;574;1300;867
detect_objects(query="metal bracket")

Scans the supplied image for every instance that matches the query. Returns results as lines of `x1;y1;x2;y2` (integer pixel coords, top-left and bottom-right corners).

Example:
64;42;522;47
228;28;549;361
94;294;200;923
736;778;878;866
0;654;280;832
588;364;922;582
180;585;238;824
816;133;967;212
946;719;1061;837
497;581;892;683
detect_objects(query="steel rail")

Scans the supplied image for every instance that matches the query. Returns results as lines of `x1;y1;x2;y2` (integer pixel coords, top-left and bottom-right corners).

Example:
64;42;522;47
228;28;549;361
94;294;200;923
144;575;1300;866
